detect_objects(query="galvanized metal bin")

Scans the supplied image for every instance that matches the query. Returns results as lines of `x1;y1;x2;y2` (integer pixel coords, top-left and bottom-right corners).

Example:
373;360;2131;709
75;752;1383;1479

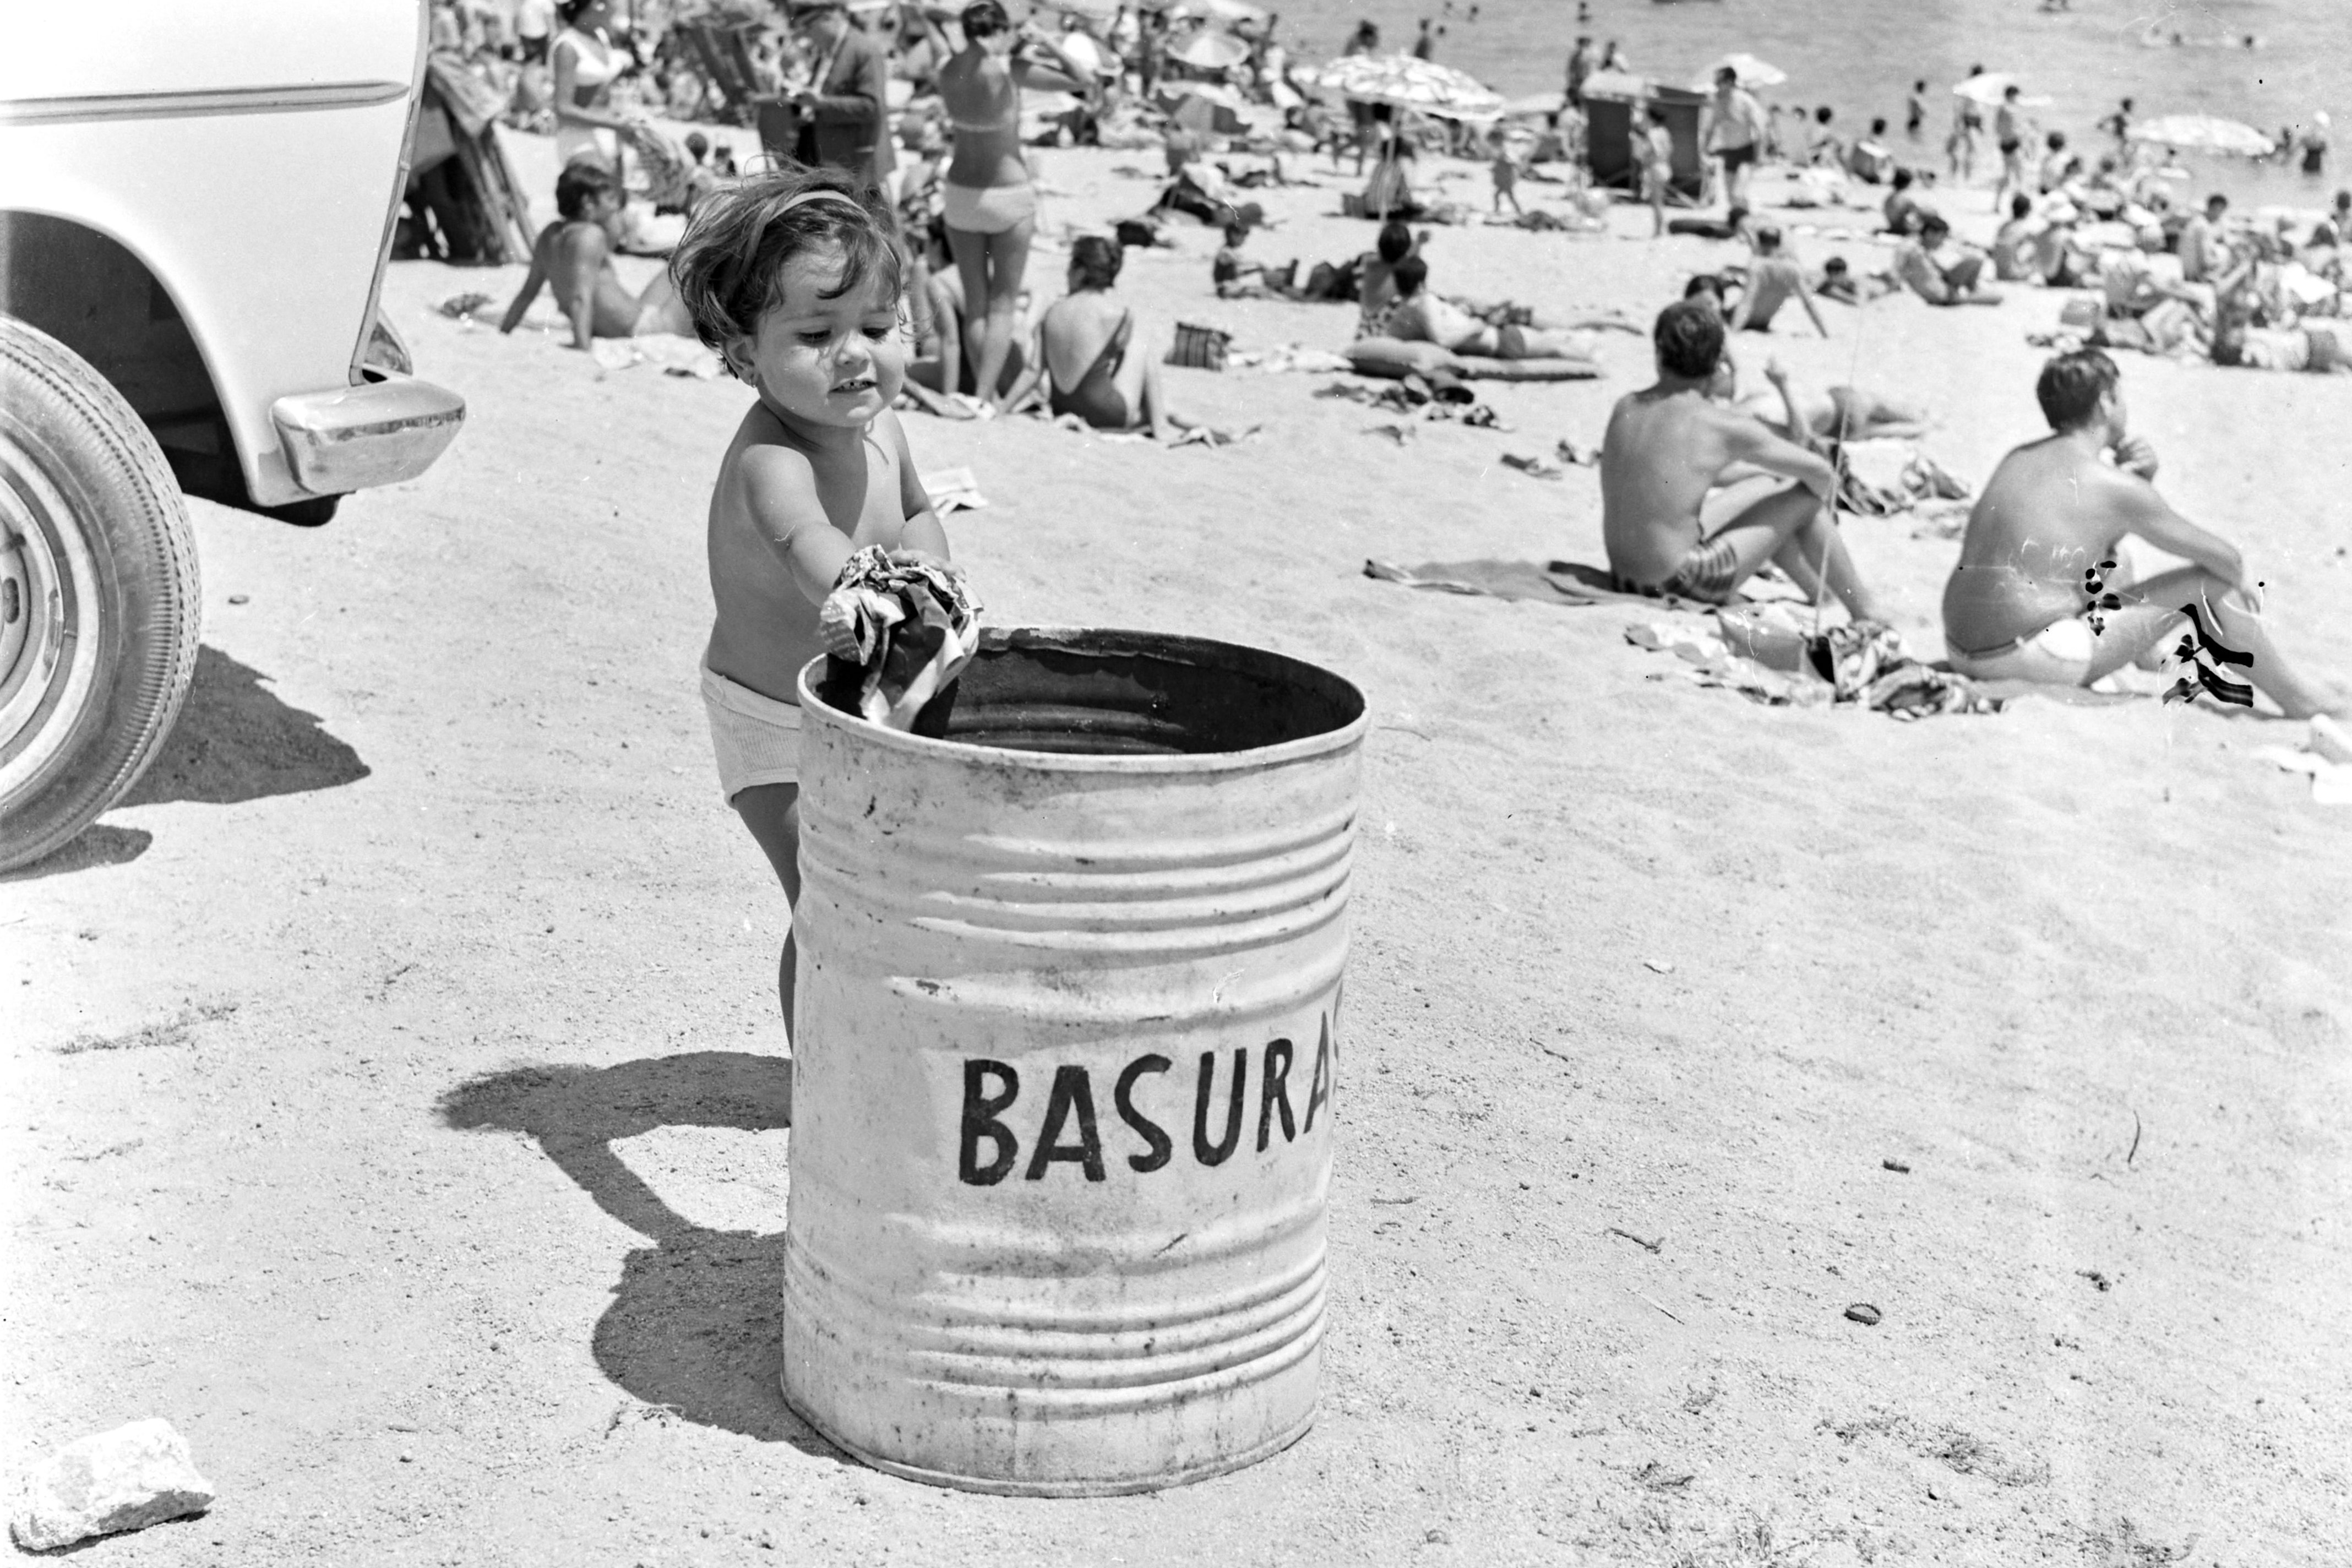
783;627;1367;1495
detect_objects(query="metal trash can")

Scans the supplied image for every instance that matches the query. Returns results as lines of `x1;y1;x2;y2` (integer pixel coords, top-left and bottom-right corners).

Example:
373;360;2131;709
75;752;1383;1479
783;627;1367;1495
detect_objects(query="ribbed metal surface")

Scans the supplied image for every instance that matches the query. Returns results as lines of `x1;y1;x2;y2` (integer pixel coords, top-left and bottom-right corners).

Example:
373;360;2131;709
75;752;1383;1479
782;629;1365;1495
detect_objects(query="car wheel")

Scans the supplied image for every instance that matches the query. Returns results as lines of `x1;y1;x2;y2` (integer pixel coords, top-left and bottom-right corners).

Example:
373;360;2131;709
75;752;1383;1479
0;316;200;873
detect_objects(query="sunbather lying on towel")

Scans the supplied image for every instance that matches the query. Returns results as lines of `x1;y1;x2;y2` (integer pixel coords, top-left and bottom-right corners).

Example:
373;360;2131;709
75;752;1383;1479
1733;358;1930;443
499;162;693;350
1385;257;1595;360
1942;347;2348;720
1600;301;1886;620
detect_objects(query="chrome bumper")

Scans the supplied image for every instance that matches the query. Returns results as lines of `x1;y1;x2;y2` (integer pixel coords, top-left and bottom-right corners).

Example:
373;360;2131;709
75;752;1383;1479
270;375;464;494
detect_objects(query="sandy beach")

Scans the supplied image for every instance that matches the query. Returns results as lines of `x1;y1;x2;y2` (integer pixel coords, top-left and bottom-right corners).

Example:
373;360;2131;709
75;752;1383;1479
7;127;2351;1566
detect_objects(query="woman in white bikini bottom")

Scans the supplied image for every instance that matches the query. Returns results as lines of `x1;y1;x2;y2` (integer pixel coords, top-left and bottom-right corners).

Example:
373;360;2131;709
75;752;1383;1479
940;180;1038;235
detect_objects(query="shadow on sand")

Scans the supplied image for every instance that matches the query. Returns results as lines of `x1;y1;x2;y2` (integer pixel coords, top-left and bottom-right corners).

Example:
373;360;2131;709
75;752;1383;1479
439;1052;841;1455
8;645;371;883
122;644;371;808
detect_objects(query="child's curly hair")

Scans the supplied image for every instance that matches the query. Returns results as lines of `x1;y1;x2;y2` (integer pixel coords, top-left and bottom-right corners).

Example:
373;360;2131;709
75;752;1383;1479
668;166;903;355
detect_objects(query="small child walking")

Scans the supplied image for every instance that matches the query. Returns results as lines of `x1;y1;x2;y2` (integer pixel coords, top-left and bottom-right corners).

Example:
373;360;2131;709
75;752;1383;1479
670;167;951;1033
1488;127;1523;215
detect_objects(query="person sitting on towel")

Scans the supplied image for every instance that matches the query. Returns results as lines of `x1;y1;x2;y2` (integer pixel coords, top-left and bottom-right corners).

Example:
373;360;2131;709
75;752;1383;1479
1384;257;1591;360
1941;347;2349;721
1893;211;2003;306
1599;300;1885;619
1728;224;1829;335
1000;234;1235;442
499;161;694;349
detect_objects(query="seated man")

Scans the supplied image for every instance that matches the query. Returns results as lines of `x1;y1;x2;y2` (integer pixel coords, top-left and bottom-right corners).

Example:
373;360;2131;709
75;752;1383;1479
1384;257;1594;359
1728;225;1828;335
1989;193;2084;283
1941;347;2347;721
1845;118;1896;184
1599;300;1885;618
1893;211;2003;305
498;162;693;348
1882;168;1928;236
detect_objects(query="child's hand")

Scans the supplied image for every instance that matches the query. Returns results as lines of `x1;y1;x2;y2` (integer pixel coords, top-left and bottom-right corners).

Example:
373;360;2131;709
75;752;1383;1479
1764;357;1790;384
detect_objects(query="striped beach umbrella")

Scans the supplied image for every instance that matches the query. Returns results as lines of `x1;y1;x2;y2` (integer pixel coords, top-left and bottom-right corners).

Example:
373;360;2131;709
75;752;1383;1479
1311;53;1504;119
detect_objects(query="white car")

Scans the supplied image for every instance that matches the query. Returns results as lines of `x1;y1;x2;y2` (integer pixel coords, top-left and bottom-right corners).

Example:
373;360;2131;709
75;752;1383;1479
0;0;464;869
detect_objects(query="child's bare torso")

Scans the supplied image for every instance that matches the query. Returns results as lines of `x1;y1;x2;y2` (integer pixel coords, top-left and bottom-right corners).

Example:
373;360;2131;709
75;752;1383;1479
705;403;913;703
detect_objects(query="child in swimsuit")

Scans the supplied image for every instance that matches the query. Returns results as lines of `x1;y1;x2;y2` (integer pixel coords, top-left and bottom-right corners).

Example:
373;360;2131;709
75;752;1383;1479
669;168;951;1031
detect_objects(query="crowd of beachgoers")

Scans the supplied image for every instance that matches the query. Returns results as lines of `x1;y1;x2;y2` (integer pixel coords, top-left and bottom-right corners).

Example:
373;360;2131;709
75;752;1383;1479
412;0;2352;796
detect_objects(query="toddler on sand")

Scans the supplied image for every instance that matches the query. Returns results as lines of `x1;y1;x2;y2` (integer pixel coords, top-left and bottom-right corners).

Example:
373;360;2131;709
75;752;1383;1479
671;167;952;1030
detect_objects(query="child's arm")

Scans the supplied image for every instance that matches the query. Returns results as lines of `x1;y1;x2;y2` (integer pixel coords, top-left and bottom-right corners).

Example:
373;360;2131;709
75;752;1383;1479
889;413;952;559
499;244;548;334
740;445;865;604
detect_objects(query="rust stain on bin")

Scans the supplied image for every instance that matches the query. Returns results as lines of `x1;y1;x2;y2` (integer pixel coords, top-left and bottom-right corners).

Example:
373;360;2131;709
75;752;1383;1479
783;628;1367;1496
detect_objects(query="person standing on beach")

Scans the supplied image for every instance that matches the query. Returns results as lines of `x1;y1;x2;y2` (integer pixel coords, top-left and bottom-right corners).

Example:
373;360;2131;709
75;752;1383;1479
1640;105;1675;236
1994;84;2029;206
1942;349;2348;727
2299;113;2331;176
1947;90;1981;182
1564;35;1595;111
1413;17;1435;59
1905;80;1926;139
783;0;896;204
1599;301;1883;621
930;0;1090;410
1702;67;1766;210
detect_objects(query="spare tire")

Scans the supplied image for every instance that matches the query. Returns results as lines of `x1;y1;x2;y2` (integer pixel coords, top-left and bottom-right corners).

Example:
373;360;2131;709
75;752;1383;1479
0;316;200;872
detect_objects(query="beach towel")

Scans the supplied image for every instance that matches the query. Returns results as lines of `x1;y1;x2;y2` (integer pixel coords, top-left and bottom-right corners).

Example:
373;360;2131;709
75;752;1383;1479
1622;618;2006;718
587;333;723;378
1453;357;1603;382
2256;717;2352;806
918;466;989;516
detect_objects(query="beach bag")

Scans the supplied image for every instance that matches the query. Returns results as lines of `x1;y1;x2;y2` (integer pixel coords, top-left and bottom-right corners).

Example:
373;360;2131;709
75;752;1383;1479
1166;322;1233;371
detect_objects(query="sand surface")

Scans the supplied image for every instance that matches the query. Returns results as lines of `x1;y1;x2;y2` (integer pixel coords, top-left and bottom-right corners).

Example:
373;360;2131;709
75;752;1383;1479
7;135;2351;1565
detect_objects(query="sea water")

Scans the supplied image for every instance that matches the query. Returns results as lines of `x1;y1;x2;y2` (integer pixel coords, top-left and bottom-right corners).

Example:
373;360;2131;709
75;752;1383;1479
1269;0;2350;212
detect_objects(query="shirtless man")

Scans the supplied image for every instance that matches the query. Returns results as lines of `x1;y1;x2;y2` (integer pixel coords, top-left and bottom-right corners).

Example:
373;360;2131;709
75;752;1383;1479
498;162;693;349
1599;300;1884;619
1942;348;2346;721
1894;211;2003;305
1729;225;1828;335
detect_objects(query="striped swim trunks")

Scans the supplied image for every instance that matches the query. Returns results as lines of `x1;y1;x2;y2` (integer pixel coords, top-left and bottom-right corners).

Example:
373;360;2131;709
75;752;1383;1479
1616;532;1743;605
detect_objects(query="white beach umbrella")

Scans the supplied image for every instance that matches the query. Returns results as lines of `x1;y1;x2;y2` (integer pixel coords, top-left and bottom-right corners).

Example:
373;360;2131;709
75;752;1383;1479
1311;53;1503;119
1172;0;1269;25
1952;72;2017;106
1168;29;1251;70
2128;113;2275;157
1700;52;1785;88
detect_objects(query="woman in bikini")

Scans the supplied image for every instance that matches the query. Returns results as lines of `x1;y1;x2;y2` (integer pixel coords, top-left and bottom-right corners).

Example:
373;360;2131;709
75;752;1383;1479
933;1;1090;412
551;0;634;173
